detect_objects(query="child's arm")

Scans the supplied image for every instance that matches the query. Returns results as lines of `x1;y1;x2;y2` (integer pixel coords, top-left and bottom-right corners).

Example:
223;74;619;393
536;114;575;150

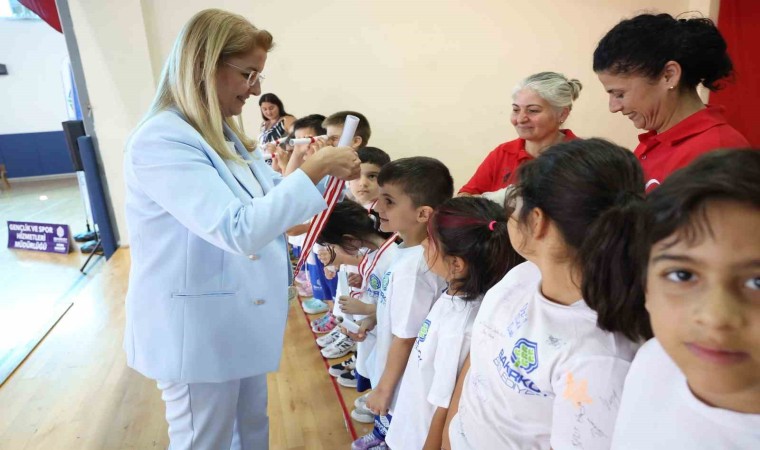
442;354;470;450
423;407;448;450
366;335;416;416
286;223;309;236
337;296;376;316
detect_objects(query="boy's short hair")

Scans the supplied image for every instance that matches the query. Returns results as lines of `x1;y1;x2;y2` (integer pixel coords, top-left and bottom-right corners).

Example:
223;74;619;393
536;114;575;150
292;114;326;135
378;157;454;208
323;111;371;147
358;147;390;168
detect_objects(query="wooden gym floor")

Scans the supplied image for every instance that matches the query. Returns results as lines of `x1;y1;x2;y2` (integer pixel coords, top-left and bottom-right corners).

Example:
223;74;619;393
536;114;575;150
0;179;372;449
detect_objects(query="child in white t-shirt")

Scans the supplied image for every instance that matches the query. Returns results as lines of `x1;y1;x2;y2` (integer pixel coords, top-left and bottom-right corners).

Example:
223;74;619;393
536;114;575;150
611;150;760;449
316;198;399;420
347;157;453;450
445;138;651;450
386;197;518;450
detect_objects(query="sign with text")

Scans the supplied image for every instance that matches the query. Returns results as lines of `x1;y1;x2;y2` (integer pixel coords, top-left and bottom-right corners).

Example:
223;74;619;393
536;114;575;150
7;221;71;254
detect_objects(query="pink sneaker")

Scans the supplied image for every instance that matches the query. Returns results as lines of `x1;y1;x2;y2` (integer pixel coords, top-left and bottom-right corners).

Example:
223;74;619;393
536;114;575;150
312;315;338;334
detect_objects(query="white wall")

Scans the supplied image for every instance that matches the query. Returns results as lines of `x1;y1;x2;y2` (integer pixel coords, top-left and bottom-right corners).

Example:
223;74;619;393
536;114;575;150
0;19;69;134
70;0;720;245
66;0;157;245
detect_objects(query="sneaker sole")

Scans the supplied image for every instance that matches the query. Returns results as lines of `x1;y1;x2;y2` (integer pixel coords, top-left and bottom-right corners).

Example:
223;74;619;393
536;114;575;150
350;409;374;424
337;378;358;388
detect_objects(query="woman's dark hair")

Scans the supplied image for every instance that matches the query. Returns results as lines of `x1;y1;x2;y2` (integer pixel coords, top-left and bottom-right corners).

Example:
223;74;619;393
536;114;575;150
593;13;734;91
645;149;760;263
258;93;290;121
508;138;651;341
428;197;524;300
317;199;394;252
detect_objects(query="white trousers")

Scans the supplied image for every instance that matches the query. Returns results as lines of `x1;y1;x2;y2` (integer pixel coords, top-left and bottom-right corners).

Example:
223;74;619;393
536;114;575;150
157;374;269;450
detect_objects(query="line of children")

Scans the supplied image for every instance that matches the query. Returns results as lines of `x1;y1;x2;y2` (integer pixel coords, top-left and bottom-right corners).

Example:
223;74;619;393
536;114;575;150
285;108;758;449
385;197;522;450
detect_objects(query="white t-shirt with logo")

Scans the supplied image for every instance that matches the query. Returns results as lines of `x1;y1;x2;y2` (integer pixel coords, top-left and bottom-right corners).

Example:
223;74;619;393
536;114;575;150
612;338;760;449
354;244;399;379
367;244;447;402
386;293;481;450
453;261;639;450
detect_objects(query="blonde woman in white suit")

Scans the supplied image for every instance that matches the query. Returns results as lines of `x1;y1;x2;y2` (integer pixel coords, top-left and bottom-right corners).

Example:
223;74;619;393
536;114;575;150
124;9;360;450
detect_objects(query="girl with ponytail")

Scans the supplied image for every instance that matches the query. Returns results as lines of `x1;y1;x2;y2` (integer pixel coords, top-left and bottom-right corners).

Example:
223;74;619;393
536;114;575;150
445;138;649;450
386;197;520;450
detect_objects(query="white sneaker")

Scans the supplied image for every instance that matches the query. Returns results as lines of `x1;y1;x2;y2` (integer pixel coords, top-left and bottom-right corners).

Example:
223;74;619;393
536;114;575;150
321;334;356;359
328;354;356;378
351;406;374;424
354;391;371;409
316;327;344;348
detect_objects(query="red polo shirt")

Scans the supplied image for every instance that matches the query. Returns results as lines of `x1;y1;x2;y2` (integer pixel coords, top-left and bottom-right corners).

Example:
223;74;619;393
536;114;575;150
635;105;749;192
459;129;578;195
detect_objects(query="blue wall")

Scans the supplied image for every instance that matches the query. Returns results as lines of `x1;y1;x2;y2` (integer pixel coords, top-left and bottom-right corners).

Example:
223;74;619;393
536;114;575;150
0;131;74;178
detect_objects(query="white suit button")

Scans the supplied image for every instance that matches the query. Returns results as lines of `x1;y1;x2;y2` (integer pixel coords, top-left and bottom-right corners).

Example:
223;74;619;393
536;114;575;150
248;254;260;260
253;299;266;305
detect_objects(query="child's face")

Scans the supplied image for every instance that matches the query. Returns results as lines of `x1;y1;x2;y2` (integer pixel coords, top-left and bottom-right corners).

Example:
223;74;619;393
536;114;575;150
374;182;423;235
325;124;362;150
646;200;760;406
293;126;319;156
349;163;381;206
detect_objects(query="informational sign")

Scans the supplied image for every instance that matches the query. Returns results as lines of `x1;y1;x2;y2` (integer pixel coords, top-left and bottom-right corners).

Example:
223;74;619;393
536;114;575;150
7;221;71;254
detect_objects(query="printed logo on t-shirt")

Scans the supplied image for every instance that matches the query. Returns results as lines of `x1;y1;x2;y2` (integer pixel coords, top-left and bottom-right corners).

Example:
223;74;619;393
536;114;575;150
415;319;432;362
370;273;382;291
417;319;431;342
511;338;539;373
493;338;547;397
379;272;391;305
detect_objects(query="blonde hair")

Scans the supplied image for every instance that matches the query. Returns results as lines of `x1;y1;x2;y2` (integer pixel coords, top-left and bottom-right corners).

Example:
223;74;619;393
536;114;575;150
145;9;273;161
513;72;582;113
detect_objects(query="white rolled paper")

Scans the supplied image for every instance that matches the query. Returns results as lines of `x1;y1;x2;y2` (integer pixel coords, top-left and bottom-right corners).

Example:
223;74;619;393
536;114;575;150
337;115;360;147
288;135;327;146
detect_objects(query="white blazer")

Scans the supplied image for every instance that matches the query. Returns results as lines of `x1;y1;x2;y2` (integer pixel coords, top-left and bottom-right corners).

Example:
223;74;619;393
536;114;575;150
123;110;327;383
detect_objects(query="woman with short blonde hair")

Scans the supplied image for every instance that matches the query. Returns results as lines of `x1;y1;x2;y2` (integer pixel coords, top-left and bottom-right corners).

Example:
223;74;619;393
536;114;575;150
124;9;359;449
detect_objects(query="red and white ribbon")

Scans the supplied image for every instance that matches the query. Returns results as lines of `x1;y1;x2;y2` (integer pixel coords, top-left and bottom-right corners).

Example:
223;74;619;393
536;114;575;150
350;232;399;299
293;116;360;277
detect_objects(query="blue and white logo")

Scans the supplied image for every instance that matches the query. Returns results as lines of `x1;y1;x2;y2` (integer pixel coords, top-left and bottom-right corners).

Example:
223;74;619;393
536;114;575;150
510;338;539;374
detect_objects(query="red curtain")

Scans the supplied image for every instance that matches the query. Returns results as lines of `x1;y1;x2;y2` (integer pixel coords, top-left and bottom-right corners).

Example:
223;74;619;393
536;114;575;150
18;0;62;33
711;0;760;146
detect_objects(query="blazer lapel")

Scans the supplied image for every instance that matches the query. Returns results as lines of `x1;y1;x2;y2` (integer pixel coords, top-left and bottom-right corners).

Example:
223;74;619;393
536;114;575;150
223;124;273;195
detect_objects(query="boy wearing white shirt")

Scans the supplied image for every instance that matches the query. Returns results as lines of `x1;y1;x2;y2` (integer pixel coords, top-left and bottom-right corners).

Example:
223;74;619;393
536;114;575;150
350;157;453;450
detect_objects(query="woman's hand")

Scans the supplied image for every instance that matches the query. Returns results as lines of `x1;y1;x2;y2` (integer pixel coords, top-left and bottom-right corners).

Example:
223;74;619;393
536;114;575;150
301;146;360;183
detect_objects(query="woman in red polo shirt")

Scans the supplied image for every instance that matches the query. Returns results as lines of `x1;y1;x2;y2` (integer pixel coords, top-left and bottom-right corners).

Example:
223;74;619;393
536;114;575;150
459;72;581;197
594;13;750;191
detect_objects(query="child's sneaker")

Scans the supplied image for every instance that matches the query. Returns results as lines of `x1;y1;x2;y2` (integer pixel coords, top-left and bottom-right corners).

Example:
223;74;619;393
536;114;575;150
312;314;338;334
310;311;333;328
328;355;356;378
302;298;329;314
354;391;371;409
350;403;375;424
316;327;343;348
321;334;356;359
351;432;386;450
338;370;358;388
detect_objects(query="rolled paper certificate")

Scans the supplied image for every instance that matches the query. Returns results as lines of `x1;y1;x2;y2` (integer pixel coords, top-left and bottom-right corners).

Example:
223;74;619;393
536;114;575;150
336;315;362;334
288;135;327;146
293;115;360;277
